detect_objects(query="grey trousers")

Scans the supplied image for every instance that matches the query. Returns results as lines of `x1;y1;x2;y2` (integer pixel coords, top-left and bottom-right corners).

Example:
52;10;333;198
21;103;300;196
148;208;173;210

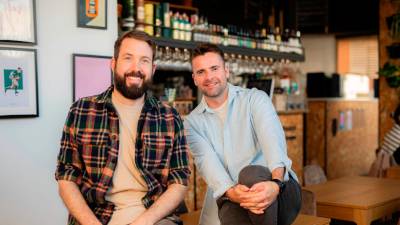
217;165;302;225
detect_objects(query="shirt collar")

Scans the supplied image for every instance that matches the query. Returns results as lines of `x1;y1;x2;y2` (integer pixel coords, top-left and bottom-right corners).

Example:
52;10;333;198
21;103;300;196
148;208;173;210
196;83;239;114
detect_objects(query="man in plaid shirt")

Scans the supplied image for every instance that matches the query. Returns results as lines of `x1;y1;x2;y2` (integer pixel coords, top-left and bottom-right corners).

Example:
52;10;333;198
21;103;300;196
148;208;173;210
55;30;191;225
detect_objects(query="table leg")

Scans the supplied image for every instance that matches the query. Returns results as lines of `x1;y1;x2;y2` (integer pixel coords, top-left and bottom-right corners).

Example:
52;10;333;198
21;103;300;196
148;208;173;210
353;209;373;225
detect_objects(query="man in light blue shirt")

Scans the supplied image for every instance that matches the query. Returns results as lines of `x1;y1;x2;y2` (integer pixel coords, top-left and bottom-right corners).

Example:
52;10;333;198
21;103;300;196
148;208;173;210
184;43;301;225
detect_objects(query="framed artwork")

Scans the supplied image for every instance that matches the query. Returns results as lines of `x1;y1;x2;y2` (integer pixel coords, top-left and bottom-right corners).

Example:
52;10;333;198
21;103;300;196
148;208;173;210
0;0;37;45
0;47;38;118
77;0;107;29
73;54;112;101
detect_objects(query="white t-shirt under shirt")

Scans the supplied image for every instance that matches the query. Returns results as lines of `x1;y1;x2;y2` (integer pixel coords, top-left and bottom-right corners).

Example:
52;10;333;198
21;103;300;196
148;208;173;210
106;92;148;225
212;98;229;127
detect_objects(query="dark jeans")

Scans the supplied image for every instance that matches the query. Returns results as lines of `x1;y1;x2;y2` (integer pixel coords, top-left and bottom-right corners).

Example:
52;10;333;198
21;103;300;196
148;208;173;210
217;165;302;225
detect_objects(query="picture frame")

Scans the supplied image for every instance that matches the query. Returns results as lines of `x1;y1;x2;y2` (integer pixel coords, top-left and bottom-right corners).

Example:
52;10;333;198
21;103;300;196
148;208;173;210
73;54;112;101
0;47;38;118
77;0;107;29
0;0;37;45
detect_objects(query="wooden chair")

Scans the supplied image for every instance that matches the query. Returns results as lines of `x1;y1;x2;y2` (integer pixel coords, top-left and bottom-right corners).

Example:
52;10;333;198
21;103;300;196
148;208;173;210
180;210;200;225
303;164;327;186
300;189;317;216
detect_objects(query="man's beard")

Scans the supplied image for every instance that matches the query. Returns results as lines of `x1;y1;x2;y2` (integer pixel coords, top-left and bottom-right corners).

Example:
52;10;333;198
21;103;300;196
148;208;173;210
114;70;151;100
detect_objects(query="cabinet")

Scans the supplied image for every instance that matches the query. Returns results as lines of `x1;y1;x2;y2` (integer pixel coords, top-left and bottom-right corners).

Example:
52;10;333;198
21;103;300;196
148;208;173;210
306;99;378;179
279;113;304;185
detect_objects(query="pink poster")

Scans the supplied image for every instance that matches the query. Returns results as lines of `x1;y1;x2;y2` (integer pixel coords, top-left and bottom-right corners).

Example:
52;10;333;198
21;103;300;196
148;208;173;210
73;54;112;101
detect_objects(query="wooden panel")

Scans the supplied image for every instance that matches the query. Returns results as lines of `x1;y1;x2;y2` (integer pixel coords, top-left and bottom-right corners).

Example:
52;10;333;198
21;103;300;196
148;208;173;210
184;153;208;211
184;153;196;212
306;101;326;168
379;0;400;144
279;113;304;185
326;101;378;179
195;173;207;210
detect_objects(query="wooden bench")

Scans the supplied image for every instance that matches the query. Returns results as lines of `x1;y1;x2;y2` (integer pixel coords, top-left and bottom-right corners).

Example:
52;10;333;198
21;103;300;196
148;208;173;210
181;211;330;225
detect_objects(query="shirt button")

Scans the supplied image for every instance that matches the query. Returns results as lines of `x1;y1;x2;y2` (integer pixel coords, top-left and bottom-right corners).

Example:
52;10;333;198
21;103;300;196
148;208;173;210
110;134;118;140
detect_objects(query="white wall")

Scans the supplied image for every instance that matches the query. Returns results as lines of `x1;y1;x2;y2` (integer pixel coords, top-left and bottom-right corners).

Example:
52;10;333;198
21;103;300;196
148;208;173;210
300;34;337;76
0;1;118;224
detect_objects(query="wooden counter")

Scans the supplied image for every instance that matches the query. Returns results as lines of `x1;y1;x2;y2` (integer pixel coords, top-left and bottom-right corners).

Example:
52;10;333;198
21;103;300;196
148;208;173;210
279;113;304;185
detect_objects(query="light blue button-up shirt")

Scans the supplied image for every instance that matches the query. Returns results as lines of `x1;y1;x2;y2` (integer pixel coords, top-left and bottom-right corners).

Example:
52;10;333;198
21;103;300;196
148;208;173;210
184;84;297;225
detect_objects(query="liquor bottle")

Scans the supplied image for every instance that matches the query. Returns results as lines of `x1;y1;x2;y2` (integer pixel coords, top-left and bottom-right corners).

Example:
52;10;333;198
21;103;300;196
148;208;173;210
136;0;145;31
191;14;199;41
282;28;290;44
267;27;277;51
183;13;192;41
121;0;135;31
154;3;162;37
172;12;180;40
288;29;296;46
144;3;154;35
179;13;185;40
222;26;229;46
162;3;171;38
203;17;209;42
193;15;203;42
261;28;267;50
274;27;281;43
296;30;302;47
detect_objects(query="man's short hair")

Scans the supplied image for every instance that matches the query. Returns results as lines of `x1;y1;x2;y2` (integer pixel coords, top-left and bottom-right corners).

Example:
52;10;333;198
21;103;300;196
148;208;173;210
114;29;156;60
191;43;225;64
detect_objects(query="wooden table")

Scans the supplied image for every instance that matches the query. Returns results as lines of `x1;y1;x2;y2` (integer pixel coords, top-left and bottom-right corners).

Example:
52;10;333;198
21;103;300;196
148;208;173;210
386;166;400;179
180;211;330;225
304;176;400;225
292;214;330;225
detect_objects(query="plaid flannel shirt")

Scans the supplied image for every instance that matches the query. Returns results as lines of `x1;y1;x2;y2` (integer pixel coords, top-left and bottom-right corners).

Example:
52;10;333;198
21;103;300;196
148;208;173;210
55;86;191;225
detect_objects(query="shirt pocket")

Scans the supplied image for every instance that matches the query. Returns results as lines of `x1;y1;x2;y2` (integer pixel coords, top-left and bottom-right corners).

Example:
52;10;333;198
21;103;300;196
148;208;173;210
76;130;109;173
142;134;173;169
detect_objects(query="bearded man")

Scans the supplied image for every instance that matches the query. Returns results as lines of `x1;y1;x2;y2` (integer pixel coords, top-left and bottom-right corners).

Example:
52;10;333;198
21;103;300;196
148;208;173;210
55;30;191;225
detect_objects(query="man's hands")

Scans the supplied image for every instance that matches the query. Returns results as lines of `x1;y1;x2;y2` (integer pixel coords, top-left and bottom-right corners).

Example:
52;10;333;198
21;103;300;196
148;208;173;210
225;184;250;204
129;183;187;225
225;181;280;214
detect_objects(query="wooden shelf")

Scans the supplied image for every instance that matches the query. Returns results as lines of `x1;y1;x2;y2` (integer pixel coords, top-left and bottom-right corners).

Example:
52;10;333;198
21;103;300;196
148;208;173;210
153;37;305;62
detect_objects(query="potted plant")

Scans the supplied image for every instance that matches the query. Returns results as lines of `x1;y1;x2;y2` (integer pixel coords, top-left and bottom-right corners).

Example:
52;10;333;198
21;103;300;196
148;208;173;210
379;62;400;88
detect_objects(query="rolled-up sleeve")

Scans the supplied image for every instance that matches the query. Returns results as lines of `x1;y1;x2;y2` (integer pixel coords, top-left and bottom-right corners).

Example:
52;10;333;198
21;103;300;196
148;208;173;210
184;117;235;199
167;112;191;186
55;105;83;184
249;90;292;181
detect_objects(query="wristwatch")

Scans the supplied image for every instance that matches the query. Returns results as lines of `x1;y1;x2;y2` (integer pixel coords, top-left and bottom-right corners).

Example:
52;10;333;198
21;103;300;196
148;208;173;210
271;179;285;194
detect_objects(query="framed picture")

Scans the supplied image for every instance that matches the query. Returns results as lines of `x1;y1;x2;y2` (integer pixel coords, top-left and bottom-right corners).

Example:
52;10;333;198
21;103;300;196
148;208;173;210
0;47;38;118
77;0;107;29
0;0;37;45
73;54;112;101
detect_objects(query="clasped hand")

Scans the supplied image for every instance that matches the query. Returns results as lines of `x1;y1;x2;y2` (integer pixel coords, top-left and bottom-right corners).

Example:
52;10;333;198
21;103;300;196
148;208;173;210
226;181;279;214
